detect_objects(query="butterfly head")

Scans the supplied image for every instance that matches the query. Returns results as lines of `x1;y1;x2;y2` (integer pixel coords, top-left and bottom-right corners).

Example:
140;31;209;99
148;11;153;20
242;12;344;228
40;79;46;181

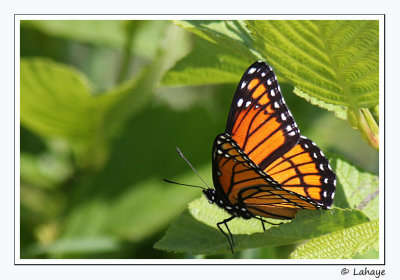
203;188;216;204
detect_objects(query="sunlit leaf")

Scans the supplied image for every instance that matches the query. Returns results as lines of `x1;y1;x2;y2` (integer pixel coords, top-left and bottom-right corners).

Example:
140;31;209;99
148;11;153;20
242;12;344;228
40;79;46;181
330;156;379;220
289;219;378;259
155;197;368;255
247;20;379;115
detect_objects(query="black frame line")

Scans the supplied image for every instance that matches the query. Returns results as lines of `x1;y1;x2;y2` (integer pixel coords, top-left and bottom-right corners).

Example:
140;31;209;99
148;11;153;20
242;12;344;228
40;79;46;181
14;13;385;266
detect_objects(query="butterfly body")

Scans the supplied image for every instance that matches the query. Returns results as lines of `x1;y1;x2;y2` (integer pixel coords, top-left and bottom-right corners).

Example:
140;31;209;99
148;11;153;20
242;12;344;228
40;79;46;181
206;61;336;252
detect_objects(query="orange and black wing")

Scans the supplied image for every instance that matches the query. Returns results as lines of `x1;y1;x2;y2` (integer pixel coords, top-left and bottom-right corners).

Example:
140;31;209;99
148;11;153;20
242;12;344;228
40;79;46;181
225;61;300;170
212;134;327;219
263;135;336;208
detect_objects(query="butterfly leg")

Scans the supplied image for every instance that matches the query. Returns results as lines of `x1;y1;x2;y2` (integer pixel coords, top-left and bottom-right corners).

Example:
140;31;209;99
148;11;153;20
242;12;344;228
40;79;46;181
255;216;283;231
216;216;235;254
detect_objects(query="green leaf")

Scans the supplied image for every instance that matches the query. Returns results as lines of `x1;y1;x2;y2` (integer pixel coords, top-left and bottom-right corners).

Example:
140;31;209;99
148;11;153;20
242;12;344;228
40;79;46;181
175;20;256;58
247;20;378;110
330;156;379;220
289;219;378;259
162;37;253;86
20;58;103;141
246;20;379;148
294;87;348;120
155;196;368;255
161;20;259;86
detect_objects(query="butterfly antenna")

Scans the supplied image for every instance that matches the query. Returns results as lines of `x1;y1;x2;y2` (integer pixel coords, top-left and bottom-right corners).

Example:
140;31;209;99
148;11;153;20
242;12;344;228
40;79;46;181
175;147;211;189
163;179;205;190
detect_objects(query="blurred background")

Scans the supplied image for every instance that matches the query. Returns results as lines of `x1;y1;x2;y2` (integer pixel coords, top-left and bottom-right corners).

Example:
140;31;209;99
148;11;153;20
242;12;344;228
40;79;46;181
20;20;378;259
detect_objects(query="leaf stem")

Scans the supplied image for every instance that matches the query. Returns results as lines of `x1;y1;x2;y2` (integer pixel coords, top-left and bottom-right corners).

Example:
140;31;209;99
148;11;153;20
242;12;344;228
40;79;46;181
348;108;379;150
116;21;140;84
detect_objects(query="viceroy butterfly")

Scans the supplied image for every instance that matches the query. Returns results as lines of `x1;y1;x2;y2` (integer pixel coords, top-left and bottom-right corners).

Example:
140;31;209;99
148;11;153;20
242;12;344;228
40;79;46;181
166;61;336;254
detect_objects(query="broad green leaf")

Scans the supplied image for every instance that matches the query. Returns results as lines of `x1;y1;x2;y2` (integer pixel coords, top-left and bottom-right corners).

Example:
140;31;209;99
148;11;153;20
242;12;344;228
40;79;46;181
20;58;103;141
175;20;256;59
155;197;368;255
246;20;378;130
294;87;348;120
289;219;378;259
330;156;379;220
161;20;259;86
188;196;281;234
162;37;253;86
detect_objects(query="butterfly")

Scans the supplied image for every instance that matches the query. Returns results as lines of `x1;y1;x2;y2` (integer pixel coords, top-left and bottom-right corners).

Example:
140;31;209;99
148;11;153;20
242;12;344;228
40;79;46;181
166;61;336;254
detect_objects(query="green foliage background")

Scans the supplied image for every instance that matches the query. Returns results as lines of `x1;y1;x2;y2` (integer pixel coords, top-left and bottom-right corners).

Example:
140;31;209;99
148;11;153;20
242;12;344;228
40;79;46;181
20;20;379;259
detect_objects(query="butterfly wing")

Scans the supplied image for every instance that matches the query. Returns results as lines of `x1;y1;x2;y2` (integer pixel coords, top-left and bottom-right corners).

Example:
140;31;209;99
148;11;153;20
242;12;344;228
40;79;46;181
212;134;326;219
263;136;336;208
225;61;300;170
212;61;336;219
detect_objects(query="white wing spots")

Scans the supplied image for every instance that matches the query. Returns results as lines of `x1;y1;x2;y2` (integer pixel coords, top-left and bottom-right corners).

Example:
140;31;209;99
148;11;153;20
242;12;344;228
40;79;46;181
304;143;309;149
267;79;272;85
217;139;222;145
255;104;260;109
313;153;318;158
331;192;335;199
300;135;307;139
281;113;287;121
237;98;244;107
288;131;296;136
319;163;324;170
286;125;292;132
323;190;328;198
261;72;266;77
241;81;247;89
274;102;280;108
327;164;332;171
224;153;229;158
270;89;275;96
278;85;281;92
220;134;226;139
324;178;328;184
241;208;246;212
320;150;325;157
333;179;336;186
217;170;222;176
248;67;256;74
245;101;251;107
217;150;223;155
226;206;232;210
